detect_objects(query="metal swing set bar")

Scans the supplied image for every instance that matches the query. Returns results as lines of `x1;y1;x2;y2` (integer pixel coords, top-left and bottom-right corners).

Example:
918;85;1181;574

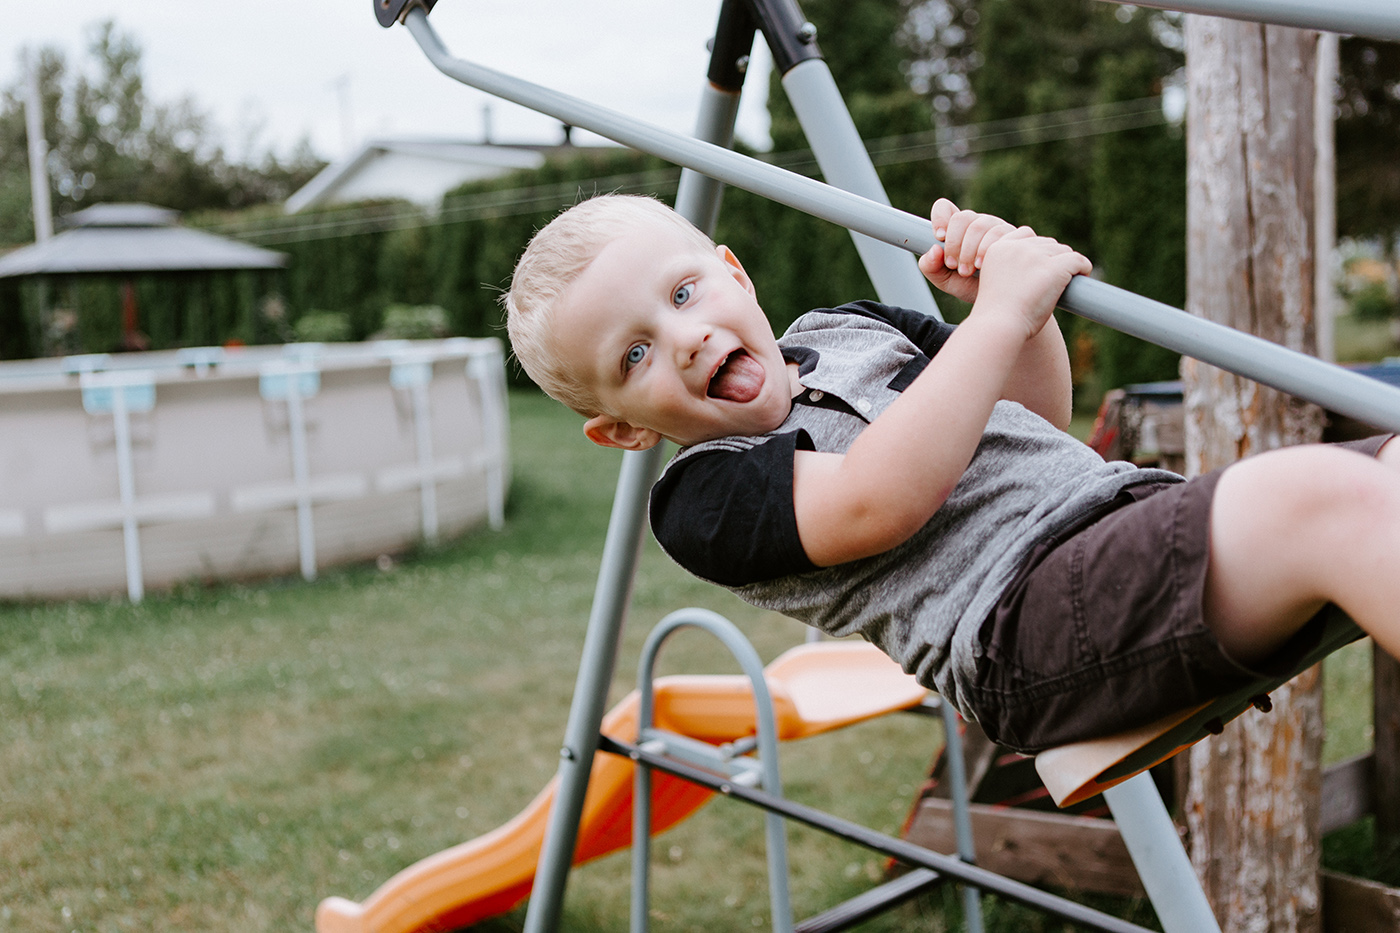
376;1;1400;931
400;5;1400;436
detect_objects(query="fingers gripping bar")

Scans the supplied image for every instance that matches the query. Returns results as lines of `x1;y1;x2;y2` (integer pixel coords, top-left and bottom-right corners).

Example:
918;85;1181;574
398;8;1400;435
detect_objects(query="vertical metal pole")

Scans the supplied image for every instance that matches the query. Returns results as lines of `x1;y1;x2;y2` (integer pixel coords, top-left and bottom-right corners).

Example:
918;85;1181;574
410;377;439;544
392;352;442;543
286;378;317;582
111;386;144;604
468;350;508;531
630;723;654;933
780;57;942;319
678;87;738;233
1103;772;1221;933
936;702;984;933
523;86;743;932
522;445;664;933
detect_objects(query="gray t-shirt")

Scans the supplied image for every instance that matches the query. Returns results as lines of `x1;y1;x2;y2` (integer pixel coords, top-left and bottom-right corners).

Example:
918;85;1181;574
650;303;1181;720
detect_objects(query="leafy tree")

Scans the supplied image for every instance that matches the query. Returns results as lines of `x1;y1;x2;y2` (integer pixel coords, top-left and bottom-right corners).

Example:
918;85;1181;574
0;21;324;247
1086;27;1187;392
899;0;981;129
965;1;1182;243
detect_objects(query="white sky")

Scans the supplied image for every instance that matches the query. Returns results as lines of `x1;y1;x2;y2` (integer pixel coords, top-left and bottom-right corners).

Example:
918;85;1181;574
2;1;774;164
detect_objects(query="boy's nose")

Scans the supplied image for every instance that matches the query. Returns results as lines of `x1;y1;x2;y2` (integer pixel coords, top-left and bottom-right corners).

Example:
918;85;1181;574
673;320;711;368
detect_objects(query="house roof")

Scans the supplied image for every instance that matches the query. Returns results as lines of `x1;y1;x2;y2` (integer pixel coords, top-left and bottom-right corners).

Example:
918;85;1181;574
0;203;287;278
284;136;574;213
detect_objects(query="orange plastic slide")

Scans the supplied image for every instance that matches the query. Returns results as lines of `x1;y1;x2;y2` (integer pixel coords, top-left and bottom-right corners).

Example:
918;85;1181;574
315;641;928;933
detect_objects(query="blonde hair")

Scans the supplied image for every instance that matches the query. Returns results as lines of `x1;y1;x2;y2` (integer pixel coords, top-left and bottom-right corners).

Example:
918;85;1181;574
503;194;715;415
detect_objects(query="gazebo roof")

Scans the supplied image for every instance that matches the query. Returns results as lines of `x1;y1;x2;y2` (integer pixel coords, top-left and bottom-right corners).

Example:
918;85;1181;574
0;203;287;279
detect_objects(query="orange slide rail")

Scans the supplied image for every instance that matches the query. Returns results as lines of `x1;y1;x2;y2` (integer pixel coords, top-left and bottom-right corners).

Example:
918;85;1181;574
316;642;928;933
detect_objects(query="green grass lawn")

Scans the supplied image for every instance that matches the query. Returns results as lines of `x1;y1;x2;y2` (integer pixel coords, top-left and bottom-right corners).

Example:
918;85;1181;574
0;390;1385;932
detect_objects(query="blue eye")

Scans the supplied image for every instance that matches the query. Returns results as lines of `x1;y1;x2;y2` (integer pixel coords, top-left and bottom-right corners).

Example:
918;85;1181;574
673;283;693;306
625;344;647;368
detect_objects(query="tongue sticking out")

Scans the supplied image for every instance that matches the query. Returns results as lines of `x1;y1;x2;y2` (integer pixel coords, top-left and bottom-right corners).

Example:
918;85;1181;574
707;350;765;402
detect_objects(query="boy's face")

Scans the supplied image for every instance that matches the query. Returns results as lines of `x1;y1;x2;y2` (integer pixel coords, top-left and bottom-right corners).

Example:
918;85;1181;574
553;221;797;450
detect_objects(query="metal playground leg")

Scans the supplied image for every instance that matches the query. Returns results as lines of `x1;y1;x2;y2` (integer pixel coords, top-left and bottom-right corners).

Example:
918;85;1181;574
1103;773;1221;933
520;76;743;933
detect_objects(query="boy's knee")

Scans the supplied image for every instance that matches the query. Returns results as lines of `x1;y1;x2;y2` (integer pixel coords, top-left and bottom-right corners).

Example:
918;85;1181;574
1217;446;1390;540
1378;435;1400;470
1272;446;1398;533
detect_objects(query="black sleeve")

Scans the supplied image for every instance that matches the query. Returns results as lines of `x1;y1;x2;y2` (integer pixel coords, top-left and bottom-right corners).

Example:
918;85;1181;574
649;431;818;587
834;299;955;358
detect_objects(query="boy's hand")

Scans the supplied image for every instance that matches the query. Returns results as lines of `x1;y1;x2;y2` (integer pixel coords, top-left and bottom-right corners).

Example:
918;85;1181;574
917;199;1091;338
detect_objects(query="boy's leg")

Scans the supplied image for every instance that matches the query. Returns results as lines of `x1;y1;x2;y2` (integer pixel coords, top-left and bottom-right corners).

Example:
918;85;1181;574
1204;438;1400;664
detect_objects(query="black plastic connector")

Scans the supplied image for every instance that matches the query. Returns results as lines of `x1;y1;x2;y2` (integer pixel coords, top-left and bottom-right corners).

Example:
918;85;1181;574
708;0;760;93
743;0;823;75
374;0;439;29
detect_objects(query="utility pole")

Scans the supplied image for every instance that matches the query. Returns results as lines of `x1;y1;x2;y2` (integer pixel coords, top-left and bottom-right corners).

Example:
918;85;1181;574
332;73;354;157
23;48;54;242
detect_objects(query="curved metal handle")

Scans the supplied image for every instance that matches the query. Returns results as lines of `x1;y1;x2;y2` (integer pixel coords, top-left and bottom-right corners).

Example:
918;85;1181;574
374;0;436;29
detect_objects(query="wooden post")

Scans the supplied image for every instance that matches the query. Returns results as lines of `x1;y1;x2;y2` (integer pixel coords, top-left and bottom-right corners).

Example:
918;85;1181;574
1377;648;1400;843
1181;16;1325;933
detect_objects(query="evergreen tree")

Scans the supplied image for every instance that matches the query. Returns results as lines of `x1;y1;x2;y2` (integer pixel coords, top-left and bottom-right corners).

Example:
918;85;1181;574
927;0;1188;401
1336;37;1400;247
899;0;981;129
1087;26;1187;391
966;1;1181;242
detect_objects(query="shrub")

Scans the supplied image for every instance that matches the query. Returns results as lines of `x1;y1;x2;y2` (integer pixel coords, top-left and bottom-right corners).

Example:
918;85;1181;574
377;304;451;340
1348;280;1399;322
292;310;353;342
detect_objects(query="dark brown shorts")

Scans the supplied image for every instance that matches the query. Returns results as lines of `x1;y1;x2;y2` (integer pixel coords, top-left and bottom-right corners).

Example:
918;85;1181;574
967;434;1392;754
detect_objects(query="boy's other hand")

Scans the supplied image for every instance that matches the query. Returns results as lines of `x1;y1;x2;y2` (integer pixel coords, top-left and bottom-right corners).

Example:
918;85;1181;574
976;234;1092;340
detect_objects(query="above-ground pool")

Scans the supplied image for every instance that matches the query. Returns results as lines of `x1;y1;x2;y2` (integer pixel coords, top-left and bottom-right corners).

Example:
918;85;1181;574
0;338;509;601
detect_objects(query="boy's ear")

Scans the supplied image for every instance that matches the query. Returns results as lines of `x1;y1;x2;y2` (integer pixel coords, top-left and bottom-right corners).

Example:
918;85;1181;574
716;244;756;296
583;414;664;451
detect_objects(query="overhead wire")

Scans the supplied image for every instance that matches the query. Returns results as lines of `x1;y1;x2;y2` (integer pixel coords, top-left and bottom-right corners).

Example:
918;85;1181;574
206;95;1173;246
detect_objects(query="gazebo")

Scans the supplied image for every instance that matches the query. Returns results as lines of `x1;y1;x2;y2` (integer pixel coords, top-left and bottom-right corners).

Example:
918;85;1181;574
0;203;287;354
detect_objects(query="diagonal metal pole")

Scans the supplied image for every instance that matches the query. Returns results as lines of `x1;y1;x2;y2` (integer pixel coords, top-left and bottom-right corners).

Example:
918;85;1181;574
1104;773;1222;933
402;9;1400;434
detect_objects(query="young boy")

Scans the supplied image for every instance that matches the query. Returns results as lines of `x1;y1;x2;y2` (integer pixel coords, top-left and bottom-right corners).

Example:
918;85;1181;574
504;193;1400;754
